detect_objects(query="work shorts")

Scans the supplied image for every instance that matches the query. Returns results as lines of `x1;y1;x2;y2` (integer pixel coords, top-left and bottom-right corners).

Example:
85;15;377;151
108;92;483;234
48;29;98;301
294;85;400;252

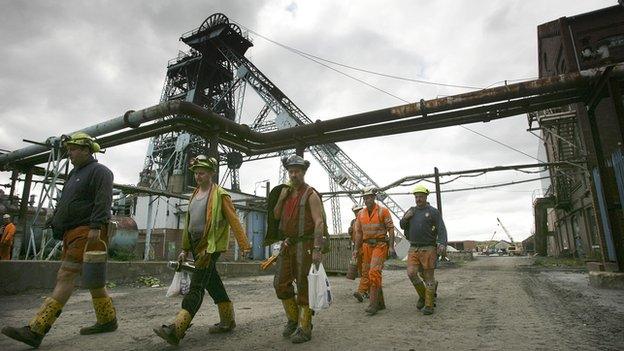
60;225;108;273
407;246;437;270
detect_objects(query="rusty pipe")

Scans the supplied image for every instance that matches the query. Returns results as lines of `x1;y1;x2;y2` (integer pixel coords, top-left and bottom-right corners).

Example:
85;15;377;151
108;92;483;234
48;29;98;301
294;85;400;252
1;63;622;169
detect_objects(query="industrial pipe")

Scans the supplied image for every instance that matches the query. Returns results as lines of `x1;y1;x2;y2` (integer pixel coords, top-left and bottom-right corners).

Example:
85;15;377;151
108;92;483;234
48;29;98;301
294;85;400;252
1;63;622;169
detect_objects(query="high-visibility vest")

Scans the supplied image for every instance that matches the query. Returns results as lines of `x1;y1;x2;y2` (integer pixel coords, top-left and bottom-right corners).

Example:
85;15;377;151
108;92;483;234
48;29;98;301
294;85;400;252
357;204;390;240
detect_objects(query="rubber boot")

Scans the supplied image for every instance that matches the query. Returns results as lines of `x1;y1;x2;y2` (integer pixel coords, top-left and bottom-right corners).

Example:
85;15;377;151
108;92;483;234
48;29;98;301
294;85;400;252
414;282;426;310
378;288;386;310
290;305;312;344
80;296;118;335
153;309;192;346
422;285;435;315
1;297;63;348
353;291;364;303
208;301;235;334
365;287;379;315
281;298;298;337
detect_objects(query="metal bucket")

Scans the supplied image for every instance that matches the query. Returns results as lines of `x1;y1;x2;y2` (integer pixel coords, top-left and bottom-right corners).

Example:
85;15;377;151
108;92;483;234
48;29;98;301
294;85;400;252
346;258;358;280
82;239;108;289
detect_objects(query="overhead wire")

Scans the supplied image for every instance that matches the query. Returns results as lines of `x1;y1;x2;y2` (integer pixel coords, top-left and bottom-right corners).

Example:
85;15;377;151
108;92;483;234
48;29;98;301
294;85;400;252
237;24;546;163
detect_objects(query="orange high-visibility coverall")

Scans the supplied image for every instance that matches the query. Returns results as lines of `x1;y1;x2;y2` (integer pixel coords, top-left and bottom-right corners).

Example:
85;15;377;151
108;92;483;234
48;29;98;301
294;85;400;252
0;222;16;260
355;204;394;293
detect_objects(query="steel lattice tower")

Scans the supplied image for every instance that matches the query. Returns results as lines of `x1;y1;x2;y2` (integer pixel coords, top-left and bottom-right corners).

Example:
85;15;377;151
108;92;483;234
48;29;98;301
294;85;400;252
140;14;410;254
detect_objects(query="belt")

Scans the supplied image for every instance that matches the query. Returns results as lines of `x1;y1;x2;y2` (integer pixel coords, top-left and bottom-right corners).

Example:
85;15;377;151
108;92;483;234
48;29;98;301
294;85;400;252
364;238;387;245
410;244;436;250
285;236;314;244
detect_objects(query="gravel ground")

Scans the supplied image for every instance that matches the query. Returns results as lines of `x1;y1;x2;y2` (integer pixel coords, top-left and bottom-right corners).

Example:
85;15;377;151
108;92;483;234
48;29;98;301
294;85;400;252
1;256;623;350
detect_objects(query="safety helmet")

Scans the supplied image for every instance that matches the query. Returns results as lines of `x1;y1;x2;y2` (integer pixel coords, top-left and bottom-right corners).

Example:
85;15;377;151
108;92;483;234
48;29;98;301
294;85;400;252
63;132;100;153
189;155;217;172
361;186;377;197
351;204;363;212
2;214;10;219
281;154;310;171
411;184;430;195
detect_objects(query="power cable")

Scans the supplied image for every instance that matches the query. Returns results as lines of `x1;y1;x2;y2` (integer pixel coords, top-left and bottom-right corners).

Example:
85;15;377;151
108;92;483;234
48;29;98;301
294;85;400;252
238;24;545;163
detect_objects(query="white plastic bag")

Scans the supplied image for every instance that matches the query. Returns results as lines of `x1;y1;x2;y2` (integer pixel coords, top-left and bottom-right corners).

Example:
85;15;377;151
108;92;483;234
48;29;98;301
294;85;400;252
307;263;332;312
166;271;191;297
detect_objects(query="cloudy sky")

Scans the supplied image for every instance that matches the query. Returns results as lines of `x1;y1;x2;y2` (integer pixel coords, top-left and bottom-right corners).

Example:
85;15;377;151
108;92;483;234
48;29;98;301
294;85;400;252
0;0;615;242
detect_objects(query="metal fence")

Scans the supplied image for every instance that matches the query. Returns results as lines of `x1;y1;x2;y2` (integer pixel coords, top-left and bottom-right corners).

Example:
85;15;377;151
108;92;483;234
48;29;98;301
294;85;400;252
324;234;352;274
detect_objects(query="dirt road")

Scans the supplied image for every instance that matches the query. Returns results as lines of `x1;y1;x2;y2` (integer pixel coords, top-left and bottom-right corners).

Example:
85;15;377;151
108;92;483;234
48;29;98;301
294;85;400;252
1;256;623;350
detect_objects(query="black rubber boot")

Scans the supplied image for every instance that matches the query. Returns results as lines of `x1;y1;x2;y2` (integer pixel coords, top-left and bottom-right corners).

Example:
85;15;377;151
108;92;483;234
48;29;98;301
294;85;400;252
153;325;180;346
80;319;118;335
365;287;380;316
2;326;44;348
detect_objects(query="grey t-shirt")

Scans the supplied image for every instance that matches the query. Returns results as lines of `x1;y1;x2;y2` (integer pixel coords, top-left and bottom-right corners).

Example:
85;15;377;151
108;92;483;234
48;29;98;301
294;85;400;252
188;192;209;243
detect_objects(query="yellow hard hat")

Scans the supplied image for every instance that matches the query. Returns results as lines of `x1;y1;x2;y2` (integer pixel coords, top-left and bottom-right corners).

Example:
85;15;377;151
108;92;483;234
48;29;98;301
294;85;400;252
411;184;430;195
189;154;217;171
63;132;100;153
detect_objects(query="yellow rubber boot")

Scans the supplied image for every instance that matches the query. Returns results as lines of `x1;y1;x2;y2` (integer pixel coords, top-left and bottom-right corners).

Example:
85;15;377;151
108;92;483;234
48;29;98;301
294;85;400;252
29;297;64;336
414;283;426;310
423;286;435;315
80;297;118;335
281;298;299;337
208;301;236;334
153;309;192;346
291;305;313;344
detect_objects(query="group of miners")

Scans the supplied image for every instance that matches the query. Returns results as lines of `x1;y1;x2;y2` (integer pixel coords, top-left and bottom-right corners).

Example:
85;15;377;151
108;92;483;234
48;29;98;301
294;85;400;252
1;132;447;348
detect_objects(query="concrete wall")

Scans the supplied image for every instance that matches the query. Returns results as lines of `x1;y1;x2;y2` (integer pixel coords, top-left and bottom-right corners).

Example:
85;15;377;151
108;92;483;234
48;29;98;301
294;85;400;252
0;260;274;295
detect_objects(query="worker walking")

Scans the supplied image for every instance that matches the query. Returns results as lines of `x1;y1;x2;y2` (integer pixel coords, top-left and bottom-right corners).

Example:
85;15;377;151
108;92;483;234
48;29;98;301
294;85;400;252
348;204;365;297
272;155;326;344
0;214;16;260
2;132;117;348
353;187;395;315
400;184;447;315
154;155;252;346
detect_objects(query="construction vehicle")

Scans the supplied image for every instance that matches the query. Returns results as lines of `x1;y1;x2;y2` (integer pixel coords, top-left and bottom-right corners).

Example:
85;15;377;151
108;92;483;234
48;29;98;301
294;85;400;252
497;217;524;256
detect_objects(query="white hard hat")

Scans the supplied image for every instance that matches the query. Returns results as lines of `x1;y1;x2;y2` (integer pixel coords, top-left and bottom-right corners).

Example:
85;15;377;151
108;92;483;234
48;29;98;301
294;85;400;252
352;204;363;212
361;186;377;197
2;214;10;219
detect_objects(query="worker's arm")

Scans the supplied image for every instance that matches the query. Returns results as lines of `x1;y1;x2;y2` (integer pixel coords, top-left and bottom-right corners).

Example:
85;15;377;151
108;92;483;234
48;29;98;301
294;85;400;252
436;210;448;254
354;216;363;249
222;194;252;253
88;165;114;244
399;207;414;230
384;208;396;258
308;191;324;265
